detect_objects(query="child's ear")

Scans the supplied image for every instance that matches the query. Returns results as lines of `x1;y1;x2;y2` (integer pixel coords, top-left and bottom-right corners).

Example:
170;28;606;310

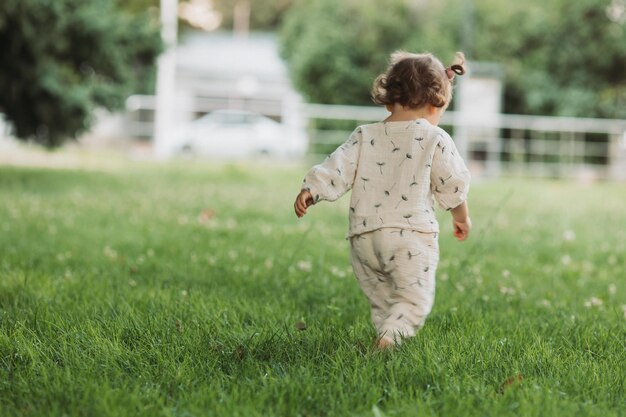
428;104;446;115
427;104;439;115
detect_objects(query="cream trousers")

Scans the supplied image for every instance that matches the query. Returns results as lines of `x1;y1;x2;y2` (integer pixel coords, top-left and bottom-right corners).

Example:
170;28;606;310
350;228;439;344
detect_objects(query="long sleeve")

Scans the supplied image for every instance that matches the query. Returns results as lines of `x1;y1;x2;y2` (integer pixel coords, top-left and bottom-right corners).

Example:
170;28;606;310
301;127;362;203
430;131;471;210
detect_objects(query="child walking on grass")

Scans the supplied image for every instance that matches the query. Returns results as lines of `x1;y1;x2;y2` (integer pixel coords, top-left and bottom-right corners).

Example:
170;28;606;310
294;51;472;349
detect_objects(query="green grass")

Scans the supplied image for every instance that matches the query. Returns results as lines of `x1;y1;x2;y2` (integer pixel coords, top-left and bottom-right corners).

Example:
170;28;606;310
0;160;625;417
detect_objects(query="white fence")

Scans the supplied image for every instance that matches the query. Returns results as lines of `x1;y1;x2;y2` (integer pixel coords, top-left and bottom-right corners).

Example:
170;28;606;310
300;104;626;181
124;95;626;180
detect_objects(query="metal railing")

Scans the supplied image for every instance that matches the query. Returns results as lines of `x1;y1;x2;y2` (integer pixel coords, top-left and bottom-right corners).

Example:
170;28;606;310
301;105;626;180
124;95;626;180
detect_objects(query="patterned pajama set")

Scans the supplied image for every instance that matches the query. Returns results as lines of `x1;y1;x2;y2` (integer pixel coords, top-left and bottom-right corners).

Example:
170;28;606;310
302;119;470;343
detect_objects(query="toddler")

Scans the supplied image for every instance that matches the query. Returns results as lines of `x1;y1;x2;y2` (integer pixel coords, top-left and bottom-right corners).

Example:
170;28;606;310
294;51;471;349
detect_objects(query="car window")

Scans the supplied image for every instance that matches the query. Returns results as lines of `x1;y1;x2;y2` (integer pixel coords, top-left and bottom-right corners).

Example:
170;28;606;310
243;114;260;124
203;111;268;127
223;113;246;125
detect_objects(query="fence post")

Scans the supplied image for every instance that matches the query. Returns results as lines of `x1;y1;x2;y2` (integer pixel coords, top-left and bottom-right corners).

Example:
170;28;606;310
154;0;178;159
455;62;504;177
609;132;626;180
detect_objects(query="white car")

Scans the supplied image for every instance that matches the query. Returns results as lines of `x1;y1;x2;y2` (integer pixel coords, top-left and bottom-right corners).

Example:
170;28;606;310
175;109;307;158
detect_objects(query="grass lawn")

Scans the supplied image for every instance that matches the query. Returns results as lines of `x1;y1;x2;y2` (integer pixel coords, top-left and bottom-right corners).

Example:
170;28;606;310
0;160;625;417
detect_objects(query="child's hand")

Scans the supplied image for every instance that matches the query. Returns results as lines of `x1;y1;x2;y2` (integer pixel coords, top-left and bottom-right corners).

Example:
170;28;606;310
294;190;314;218
453;217;471;241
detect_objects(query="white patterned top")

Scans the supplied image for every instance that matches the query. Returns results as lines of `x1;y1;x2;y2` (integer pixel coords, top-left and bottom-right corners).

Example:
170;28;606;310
302;118;471;237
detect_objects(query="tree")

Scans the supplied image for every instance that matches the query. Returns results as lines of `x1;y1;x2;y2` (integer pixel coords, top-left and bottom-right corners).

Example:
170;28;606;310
0;0;162;147
280;0;626;118
469;0;626;118
280;0;413;106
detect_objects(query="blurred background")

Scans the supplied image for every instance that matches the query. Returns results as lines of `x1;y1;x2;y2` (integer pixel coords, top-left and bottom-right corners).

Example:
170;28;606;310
1;0;626;180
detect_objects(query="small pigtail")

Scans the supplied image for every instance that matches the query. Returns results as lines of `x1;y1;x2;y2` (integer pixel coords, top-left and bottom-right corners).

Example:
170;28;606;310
446;51;466;80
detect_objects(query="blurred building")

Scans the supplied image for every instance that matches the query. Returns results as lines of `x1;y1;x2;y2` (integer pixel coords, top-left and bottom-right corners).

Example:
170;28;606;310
177;31;298;116
123;30;304;143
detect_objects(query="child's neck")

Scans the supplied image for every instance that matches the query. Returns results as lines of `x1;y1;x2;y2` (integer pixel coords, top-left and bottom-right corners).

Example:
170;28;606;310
383;103;442;126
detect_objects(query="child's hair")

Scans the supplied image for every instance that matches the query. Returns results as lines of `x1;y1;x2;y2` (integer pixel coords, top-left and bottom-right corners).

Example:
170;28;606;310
371;51;466;109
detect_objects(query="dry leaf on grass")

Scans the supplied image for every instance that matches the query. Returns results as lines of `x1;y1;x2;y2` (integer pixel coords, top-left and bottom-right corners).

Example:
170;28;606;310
198;208;216;223
498;374;524;393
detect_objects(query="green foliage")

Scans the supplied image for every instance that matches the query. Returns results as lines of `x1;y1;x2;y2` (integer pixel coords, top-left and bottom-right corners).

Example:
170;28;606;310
280;0;412;105
280;0;626;118
0;0;161;147
114;0;159;15
404;0;465;62
471;0;626;118
1;161;625;416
